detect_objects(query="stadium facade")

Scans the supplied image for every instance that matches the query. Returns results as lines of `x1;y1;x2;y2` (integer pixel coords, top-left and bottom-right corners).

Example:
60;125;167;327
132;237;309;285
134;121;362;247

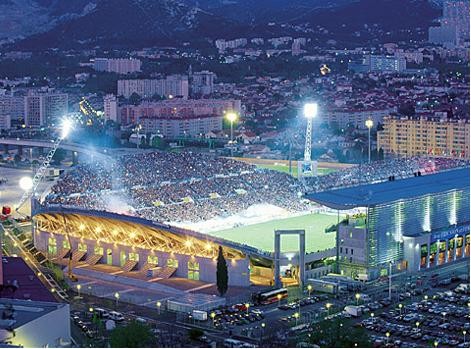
31;201;337;287
306;167;470;280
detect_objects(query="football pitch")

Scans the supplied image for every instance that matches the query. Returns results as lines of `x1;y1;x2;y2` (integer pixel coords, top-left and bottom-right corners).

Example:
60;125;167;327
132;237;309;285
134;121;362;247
208;213;341;253
256;164;336;177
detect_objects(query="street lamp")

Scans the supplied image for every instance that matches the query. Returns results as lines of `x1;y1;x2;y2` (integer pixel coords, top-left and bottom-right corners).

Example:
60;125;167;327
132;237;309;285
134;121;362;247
398;303;403;315
76;284;82;299
156;301;162;315
370;312;375;318
424;295;429;301
226;112;238;157
365;118;374;163
245;303;250;315
463;330;467;344
415;321;420;332
277;293;282;306
114;292;120;307
260;322;266;343
307;284;312;298
326;303;332;316
385;332;390;344
210;312;216;326
355;293;361;306
294;312;300;326
434;340;439;348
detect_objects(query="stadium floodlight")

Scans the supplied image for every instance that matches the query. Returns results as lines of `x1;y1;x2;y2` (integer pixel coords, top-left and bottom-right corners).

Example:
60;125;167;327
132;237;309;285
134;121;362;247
303;103;318;119
60;118;74;139
303;102;318;163
225;111;238;156
19;177;33;191
365;118;374;163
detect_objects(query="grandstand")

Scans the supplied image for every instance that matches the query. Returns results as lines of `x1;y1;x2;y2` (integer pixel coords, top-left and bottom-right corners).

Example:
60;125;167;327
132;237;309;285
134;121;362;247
33;151;469;288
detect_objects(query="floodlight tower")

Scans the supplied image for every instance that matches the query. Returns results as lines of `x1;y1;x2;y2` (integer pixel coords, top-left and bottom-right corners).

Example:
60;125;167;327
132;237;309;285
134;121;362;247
303;103;318;163
16;118;74;214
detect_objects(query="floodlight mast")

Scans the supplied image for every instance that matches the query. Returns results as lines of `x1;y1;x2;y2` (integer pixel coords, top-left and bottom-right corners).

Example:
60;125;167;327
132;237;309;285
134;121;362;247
16;118;74;215
303;103;318;162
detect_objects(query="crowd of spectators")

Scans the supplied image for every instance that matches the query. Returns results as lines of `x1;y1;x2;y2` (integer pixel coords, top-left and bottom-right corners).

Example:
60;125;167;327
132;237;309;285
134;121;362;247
305;157;469;192
44;152;469;225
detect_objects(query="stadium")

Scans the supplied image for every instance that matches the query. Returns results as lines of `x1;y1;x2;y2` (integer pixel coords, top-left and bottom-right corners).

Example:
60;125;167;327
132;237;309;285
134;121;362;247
31;151;469;290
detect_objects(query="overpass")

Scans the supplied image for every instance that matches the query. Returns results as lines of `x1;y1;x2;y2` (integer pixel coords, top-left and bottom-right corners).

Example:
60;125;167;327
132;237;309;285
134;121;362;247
0;138;111;161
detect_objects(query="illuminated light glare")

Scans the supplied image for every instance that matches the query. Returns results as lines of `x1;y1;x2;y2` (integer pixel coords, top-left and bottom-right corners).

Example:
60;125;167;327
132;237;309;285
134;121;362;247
19;177;33;191
225;112;238;123
185;240;193;248
423;195;431;232
60;118;74;139
303;103;318;119
449;191;457;225
365;118;374;129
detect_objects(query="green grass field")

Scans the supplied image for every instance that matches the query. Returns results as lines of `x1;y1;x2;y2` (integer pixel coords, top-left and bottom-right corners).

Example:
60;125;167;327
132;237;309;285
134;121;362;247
257;164;336;177
208;213;340;253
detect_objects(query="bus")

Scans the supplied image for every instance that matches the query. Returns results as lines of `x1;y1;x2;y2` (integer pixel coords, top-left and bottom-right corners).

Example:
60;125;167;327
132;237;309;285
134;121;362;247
252;288;288;305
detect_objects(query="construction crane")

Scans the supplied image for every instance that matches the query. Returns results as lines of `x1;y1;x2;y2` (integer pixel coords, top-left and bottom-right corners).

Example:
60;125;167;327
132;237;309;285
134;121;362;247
16;118;74;215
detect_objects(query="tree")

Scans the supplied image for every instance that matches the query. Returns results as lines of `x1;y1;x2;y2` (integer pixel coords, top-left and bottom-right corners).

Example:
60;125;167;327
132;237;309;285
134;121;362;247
188;328;204;341
129;92;142;106
308;319;371;348
216;246;228;296
110;320;152;348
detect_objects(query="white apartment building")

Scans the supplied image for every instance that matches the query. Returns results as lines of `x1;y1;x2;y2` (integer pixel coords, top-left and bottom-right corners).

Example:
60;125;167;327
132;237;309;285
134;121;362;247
0;92;24;129
191;71;216;96
25;90;68;127
93;58;142;74
118;99;241;126
325;107;396;130
117;75;189;99
103;94;118;122
141;114;223;138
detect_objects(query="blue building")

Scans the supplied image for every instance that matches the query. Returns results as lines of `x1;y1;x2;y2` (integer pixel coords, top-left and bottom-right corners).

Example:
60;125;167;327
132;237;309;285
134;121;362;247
306;168;470;280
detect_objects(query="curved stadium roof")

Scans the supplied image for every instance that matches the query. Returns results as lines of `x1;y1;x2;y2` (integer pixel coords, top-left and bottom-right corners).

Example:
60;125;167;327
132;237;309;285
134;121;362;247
305;168;470;210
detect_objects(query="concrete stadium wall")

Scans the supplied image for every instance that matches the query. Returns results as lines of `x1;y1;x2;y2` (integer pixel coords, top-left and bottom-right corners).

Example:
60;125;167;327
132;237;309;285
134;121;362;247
35;230;251;287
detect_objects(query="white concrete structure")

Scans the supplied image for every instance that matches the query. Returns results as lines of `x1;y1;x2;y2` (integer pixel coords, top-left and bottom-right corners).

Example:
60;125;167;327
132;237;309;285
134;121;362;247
0;299;71;348
118;99;241;126
25;90;68;127
103;94;118;122
93;58;142;74
191;71;216;96
118;75;189;99
141;114;223;138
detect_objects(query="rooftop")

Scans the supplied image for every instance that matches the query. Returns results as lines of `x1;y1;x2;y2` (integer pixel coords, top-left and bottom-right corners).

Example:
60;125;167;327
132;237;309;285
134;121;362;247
1;257;56;303
0;298;66;329
305;167;470;210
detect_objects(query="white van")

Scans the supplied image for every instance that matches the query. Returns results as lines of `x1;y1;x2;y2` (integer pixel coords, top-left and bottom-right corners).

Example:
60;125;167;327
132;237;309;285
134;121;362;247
109;311;125;322
94;308;109;318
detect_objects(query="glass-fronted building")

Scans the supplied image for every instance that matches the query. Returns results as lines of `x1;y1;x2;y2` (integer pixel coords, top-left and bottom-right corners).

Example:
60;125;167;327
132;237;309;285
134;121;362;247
306;167;470;280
